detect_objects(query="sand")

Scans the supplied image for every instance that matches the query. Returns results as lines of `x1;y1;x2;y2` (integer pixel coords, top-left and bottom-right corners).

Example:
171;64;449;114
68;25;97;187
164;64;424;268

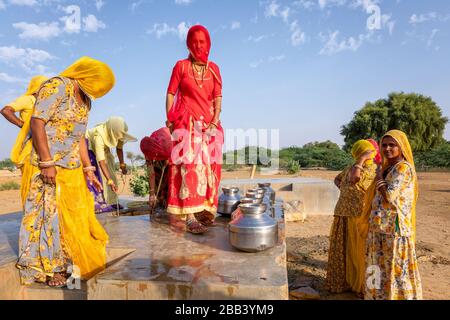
1;167;449;299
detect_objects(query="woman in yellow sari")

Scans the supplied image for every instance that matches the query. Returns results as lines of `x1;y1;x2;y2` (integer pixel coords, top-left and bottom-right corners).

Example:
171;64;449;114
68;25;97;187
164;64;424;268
1;75;48;206
325;140;377;294
361;130;422;300
16;57;114;287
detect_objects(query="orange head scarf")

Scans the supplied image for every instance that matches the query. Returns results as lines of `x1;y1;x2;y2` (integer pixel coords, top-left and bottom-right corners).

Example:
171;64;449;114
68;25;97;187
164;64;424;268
60;56;115;100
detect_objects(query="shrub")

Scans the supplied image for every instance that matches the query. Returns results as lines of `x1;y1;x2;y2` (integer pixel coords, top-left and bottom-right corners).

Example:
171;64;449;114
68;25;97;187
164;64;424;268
286;160;301;174
129;172;149;197
0;181;20;191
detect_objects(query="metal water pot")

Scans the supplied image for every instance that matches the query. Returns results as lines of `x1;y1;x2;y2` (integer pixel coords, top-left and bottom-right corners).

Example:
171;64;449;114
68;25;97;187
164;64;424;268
258;183;276;204
228;203;278;252
218;187;241;216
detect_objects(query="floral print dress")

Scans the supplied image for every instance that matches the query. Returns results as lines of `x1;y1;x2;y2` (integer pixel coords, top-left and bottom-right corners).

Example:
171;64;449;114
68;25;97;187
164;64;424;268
365;161;422;300
16;77;108;284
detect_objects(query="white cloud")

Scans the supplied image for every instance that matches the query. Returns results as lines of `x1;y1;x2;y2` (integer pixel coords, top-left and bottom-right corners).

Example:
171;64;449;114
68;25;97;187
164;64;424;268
247;34;273;42
250;55;285;68
0;72;27;83
95;0;105;11
8;0;38;6
290;20;306;46
319;30;370;55
293;0;315;10
319;0;347;10
13;21;61;41
409;12;450;25
427;29;439;49
268;54;286;62
0;0;5;10
83;14;106;32
0;46;54;74
131;0;145;13
231;21;241;30
350;0;379;10
175;0;192;5
264;1;280;18
147;22;190;40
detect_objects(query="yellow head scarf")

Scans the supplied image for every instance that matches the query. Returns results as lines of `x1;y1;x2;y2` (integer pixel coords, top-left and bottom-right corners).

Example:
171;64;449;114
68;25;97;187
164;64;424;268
10;75;49;167
96;116;137;149
358;129;418;243
60;56;115;100
351;139;376;164
24;75;49;95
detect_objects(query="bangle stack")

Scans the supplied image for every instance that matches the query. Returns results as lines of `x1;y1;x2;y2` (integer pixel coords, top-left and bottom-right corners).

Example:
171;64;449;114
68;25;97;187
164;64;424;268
210;121;219;128
39;160;55;169
376;179;387;191
83;166;96;173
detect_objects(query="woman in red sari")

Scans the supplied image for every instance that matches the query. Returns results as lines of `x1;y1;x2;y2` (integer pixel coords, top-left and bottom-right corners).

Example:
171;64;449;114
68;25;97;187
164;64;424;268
165;25;223;234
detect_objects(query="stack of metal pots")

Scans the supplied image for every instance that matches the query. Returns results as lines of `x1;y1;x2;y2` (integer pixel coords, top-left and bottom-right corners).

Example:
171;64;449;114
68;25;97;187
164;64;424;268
257;182;276;204
217;186;241;216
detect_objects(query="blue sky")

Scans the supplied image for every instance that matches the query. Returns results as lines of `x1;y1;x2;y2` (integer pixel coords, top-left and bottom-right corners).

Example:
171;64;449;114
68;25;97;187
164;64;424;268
1;0;449;159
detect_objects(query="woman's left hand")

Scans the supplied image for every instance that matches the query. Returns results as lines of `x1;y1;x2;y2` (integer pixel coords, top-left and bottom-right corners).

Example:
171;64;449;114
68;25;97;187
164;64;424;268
120;164;128;175
85;171;103;192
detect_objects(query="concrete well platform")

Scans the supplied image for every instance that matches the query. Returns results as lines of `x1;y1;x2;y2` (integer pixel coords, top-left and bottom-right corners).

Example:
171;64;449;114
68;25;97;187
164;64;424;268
0;200;288;300
221;177;339;216
88;201;288;300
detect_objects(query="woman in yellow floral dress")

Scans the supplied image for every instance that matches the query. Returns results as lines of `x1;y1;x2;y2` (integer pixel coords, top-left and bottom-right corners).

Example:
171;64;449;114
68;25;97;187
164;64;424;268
326;140;377;294
363;130;422;300
15;57;115;287
0;75;48;207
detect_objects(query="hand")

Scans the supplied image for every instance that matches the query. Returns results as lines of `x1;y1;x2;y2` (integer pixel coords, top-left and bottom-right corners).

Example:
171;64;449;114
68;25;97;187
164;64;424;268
120;164;128;175
376;164;383;180
358;150;375;163
85;171;103;192
108;181;118;193
205;124;218;138
149;194;157;209
41;166;57;185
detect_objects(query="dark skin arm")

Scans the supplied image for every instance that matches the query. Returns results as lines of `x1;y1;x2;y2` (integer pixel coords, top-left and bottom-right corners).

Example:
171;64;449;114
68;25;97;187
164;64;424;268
97;159;118;193
80;138;102;192
348;150;375;184
30;118;56;184
147;160;157;208
376;164;389;202
116;148;127;174
1;106;24;128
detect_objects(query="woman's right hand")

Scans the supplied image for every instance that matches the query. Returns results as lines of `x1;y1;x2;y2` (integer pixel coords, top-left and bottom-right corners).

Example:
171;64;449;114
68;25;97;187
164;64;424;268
41;166;57;185
358;150;375;163
109;181;118;193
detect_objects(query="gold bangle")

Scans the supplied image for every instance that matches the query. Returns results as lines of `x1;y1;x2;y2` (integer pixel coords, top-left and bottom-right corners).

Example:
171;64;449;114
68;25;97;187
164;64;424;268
107;179;114;186
120;163;126;169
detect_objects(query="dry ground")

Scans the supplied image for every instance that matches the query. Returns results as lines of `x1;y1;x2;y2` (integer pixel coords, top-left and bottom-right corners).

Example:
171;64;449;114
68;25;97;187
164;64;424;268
1;167;449;299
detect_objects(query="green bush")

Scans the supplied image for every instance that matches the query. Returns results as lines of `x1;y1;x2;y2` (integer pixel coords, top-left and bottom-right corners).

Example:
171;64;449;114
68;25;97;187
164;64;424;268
415;142;450;170
280;141;352;171
129;173;149;197
286;160;301;174
0;158;15;171
0;181;20;191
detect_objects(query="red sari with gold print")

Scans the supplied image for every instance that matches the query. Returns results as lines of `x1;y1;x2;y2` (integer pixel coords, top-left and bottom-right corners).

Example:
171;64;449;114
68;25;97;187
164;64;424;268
166;58;223;215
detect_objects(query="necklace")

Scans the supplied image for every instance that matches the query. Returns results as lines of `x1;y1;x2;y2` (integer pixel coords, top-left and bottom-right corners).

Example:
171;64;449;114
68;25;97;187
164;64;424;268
192;62;205;88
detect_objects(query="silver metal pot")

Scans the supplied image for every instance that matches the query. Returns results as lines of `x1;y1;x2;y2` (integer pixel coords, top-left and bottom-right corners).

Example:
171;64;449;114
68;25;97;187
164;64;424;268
228;203;278;252
258;183;276;204
218;186;241;216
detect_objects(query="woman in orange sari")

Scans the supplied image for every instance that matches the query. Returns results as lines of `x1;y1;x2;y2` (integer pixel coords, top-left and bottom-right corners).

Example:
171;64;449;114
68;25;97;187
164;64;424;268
165;25;224;234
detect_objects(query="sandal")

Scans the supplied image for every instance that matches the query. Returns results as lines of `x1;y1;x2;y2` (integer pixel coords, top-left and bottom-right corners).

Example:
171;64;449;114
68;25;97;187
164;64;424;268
194;211;216;227
186;219;208;234
47;272;68;288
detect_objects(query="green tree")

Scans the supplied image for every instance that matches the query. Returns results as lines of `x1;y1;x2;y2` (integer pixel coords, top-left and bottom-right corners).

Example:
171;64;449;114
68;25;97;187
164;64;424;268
341;92;448;152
